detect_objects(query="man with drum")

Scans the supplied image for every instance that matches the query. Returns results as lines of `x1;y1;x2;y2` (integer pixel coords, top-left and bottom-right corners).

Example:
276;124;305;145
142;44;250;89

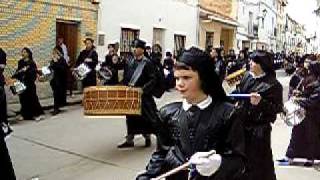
75;37;98;88
118;39;159;148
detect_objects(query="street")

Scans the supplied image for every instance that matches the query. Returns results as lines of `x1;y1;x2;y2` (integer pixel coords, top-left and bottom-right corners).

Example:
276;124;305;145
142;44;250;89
7;70;320;180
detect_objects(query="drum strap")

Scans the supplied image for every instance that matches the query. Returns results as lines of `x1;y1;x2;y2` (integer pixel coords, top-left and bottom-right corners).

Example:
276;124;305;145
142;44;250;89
128;59;146;86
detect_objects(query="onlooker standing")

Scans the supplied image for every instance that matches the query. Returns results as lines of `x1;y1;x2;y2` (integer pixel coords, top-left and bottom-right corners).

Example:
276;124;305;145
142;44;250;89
12;47;44;121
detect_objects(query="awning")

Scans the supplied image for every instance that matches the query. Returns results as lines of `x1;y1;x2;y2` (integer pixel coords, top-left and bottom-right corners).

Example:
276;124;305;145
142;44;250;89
200;8;239;27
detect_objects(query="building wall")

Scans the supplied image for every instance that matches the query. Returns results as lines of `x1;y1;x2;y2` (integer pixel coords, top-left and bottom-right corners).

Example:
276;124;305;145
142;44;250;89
200;0;236;19
0;0;98;69
97;0;198;59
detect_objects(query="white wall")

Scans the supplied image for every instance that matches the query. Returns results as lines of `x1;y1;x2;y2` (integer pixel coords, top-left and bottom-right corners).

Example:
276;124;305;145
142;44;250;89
97;0;198;60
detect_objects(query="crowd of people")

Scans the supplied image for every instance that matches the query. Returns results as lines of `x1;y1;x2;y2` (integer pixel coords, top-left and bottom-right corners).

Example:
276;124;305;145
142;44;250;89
1;36;320;179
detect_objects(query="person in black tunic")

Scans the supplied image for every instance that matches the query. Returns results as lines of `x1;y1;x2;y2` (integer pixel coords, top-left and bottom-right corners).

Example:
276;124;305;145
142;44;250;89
48;46;68;115
0;48;16;180
232;50;283;180
136;47;245;180
118;39;159;148
163;51;175;90
75;38;98;88
12;47;44;121
278;60;320;167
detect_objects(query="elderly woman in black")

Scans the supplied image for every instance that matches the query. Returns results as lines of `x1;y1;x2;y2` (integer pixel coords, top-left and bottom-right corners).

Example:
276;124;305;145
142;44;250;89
12;47;44;121
232;51;283;180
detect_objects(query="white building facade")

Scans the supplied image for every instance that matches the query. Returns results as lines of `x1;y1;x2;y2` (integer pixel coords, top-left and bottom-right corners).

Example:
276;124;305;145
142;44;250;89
236;0;277;52
96;0;199;60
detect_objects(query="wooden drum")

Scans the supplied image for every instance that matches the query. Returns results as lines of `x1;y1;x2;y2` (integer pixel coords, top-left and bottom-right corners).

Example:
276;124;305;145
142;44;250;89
83;86;142;116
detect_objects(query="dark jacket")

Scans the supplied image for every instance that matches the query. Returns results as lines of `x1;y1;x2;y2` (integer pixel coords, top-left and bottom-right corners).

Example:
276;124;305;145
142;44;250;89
233;72;283;180
123;56;159;134
49;57;68;109
75;48;98;88
137;101;246;180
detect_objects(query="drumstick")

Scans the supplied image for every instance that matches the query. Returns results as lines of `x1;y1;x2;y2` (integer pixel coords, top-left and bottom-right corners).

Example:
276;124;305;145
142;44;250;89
152;150;216;180
227;94;252;98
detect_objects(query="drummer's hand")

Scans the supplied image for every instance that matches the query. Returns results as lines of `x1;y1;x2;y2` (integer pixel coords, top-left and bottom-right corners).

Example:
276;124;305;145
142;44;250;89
190;151;221;177
250;92;261;105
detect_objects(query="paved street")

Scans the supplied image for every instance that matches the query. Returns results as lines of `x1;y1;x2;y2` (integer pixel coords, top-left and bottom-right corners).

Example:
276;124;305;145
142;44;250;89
6;70;320;180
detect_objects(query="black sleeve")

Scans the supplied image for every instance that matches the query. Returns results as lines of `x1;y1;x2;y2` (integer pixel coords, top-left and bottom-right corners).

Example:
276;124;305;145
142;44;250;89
253;81;284;118
136;104;177;180
142;61;158;95
297;86;320;110
211;105;246;180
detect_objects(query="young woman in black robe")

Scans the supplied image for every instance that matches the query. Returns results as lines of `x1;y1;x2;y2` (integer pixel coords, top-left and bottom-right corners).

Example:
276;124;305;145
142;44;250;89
12;47;44;121
75;38;98;88
232;51;283;180
48;46;68;115
136;47;245;180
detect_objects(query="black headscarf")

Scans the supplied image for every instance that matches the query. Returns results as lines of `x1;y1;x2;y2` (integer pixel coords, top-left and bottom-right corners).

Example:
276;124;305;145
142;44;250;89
250;50;275;76
176;47;227;101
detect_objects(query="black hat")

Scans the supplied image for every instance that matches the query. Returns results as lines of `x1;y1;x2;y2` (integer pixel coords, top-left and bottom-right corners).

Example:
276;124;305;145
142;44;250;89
250;50;274;74
132;39;146;49
84;37;94;43
177;47;227;101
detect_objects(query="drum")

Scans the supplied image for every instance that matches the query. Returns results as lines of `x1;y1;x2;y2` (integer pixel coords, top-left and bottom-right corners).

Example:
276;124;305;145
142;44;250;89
83;86;142;116
38;66;53;82
281;98;305;126
73;63;91;80
10;80;26;95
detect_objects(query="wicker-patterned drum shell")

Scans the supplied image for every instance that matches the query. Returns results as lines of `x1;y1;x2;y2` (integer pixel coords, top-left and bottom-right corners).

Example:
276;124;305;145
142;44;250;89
83;86;142;116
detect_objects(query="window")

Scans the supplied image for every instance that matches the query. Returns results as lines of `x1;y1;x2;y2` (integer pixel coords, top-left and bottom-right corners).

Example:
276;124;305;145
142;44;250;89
174;35;186;57
98;34;105;46
153;28;165;55
120;28;139;55
205;32;214;50
248;12;253;34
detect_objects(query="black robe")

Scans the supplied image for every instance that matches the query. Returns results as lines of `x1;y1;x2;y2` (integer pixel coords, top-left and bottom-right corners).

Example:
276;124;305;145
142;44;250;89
75;48;98;88
49;57;68;110
12;59;44;120
233;72;283;180
123;56;158;135
0;56;7;124
136;101;246;180
286;79;320;160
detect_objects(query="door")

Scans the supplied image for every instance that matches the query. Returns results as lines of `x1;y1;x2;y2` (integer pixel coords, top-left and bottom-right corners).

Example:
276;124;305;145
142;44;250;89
56;21;79;67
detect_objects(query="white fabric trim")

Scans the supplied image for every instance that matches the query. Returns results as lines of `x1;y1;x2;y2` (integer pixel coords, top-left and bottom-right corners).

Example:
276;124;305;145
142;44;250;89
182;95;212;111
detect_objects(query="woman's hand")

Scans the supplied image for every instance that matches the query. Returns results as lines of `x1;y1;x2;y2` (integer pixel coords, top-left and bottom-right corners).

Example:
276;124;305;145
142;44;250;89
250;92;261;106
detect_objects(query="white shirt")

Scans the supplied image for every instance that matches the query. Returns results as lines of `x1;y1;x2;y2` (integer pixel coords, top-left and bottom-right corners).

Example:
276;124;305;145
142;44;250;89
60;43;70;63
250;72;266;79
182;95;213;111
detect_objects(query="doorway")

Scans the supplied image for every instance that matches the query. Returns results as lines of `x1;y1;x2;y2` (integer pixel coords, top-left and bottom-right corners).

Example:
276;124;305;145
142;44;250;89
56;21;79;67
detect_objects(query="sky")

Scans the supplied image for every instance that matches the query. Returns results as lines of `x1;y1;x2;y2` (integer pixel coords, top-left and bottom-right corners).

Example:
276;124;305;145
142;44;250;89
286;0;318;35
